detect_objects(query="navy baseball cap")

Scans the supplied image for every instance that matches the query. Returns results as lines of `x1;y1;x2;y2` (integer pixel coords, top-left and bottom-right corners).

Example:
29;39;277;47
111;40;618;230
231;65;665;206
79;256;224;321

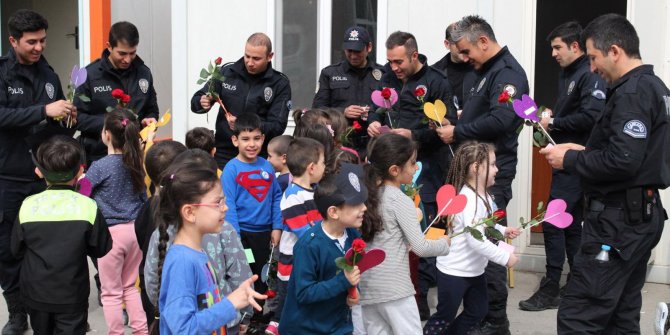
315;163;368;214
343;26;371;51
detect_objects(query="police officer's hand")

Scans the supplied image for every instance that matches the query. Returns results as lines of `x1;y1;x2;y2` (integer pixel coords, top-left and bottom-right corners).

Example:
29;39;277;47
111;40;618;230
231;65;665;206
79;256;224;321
344;105;365;119
539;143;584;169
436;125;455;144
391;128;412;139
507;253;519;268
226;113;237;130
200;94;214;110
141;118;157;127
368;121;382;137
46;100;75;120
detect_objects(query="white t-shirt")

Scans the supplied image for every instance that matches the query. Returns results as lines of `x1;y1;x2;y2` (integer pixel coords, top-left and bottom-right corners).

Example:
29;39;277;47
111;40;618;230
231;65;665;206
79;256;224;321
322;226;348;252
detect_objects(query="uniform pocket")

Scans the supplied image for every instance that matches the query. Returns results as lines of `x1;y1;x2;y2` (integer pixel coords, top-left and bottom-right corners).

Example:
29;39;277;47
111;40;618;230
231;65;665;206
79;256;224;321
571;254;621;299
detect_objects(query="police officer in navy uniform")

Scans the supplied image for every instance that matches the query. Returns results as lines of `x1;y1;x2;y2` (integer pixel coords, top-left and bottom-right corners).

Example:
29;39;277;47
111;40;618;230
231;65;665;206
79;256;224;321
75;21;159;166
541;14;669;334
431;22;471;113
519;21;606;312
0;10;76;334
312;26;384;154
437;16;529;335
191;33;291;168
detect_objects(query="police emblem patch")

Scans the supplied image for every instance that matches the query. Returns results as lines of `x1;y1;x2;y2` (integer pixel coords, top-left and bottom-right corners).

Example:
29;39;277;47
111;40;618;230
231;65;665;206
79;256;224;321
264;87;273;102
139;79;149;94
350;30;359;39
45;83;55;99
567;81;575;95
623;120;647;139
592;89;606;100
477;77;487;93
372;69;382;81
348;172;361;192
503;84;517;98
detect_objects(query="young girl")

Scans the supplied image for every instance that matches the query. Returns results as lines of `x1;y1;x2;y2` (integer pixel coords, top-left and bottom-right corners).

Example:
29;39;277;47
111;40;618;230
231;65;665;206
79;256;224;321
423;142;520;335
154;162;264;334
359;133;451;334
85;109;148;334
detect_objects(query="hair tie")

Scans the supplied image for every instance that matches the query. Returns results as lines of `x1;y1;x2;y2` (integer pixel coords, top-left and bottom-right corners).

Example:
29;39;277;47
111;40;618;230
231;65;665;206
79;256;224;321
301;109;308;116
326;124;335;137
170;174;175;180
121;118;129;127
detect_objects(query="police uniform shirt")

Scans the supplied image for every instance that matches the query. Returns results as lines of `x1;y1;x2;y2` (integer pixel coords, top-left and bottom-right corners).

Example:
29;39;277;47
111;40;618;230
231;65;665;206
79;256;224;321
563;64;670;197
190;57;291;167
0;49;65;181
312;57;384;111
456;47;529;184
431;52;472;110
75;49;159;160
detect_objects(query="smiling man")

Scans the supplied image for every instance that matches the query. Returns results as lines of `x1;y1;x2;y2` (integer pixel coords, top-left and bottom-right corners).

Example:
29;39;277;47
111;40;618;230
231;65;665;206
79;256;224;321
192;33;292;168
75;21;159;165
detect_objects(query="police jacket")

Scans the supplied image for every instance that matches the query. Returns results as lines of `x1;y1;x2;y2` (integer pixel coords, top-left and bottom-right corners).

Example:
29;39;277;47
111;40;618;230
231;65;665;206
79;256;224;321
456;47;529;185
550;55;605;145
432;53;472;110
0;49;65;182
75;49;159;162
191;57;291;166
564;65;670;197
368;54;456;202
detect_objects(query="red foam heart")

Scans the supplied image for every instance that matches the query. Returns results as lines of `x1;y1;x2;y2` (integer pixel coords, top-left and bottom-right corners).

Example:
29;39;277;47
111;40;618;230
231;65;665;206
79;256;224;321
436;184;467;216
345;248;385;274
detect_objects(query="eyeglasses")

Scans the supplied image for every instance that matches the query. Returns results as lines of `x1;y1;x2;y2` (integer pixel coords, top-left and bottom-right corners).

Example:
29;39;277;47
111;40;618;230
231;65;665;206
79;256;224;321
189;198;226;210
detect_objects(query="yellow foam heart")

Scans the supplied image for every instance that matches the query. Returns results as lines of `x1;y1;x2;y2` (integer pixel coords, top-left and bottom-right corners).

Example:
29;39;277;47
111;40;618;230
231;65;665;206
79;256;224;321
140;110;172;141
425;227;446;240
423;99;446;123
156;110;171;127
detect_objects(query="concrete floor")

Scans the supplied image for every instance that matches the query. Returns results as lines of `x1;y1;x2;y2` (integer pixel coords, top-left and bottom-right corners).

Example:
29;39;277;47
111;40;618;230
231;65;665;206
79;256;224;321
1;268;668;334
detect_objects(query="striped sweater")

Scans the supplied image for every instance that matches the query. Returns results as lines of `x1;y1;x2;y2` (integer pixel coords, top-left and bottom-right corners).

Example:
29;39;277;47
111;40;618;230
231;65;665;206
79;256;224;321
277;182;323;281
359;185;450;305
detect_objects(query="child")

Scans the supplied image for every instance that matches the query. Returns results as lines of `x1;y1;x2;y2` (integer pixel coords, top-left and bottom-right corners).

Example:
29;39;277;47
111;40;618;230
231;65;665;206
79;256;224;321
221;113;282;308
359;133;451;334
135;140;187;326
279;163;367;335
267;134;293;192
185;127;223;177
154;162;265;334
11;136;113;334
84;109;149;334
423;142;520;335
266;137;326;334
144;149;254;335
292;108;329;137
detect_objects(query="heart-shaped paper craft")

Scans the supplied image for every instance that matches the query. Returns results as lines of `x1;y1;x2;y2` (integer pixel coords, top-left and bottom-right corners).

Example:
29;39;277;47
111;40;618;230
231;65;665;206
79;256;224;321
140;110;172;141
436;184;467;216
156;110;172;127
512;94;540;122
345;248;386;273
77;177;92;197
379;125;392;134
70;65;87;88
371;88;399;109
423;99;447;123
544;199;573;228
412;161;422;185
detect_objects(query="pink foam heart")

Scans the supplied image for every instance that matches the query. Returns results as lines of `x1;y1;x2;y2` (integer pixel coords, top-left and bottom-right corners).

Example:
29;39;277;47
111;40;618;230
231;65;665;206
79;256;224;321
379;125;391;134
371;88;399;109
436;184;467;216
512;94;540;122
544;199;573;228
498;241;515;254
77;177;92;197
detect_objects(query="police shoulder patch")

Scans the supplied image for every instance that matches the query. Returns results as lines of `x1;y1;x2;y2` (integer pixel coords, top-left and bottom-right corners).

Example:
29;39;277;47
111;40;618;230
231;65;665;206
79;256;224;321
45;83;55;99
623;120;647;139
503;84;517;98
139;78;149;94
567;81;575;95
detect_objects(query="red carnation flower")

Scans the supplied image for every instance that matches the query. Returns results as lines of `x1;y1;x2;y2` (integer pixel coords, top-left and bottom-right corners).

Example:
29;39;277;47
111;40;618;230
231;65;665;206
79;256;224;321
352;238;366;253
111;88;125;99
352;121;362;131
498;91;510;103
266;289;276;299
121;94;131;104
493;209;506;221
414;87;426;97
215;57;222;65
381;87;392;99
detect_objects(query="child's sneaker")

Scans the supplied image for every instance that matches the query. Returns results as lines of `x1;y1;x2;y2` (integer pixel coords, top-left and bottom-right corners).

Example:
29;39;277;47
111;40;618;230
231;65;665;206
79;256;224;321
655;302;670;335
265;321;279;335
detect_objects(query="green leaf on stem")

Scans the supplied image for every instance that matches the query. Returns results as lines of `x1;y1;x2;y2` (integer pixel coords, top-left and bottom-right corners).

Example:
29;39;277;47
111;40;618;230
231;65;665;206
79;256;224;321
197;79;206;85
529;219;539;228
207;62;213;73
375;107;387;115
468;227;484;241
516;124;524;135
200;68;209;79
483;218;496;228
335;257;352;272
77;94;91;102
537;201;544;212
485;227;504;241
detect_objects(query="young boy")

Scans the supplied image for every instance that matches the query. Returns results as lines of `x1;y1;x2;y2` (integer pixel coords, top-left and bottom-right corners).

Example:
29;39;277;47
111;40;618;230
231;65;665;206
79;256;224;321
11;136;113;334
279;163;367;335
267;134;292;192
222;113;282;306
185;127;223;177
265;137;325;334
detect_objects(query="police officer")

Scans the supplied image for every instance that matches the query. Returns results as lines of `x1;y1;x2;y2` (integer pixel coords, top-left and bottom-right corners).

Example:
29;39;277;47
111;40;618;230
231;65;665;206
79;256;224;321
191;33;291;168
541;14;669;334
75;21;159;166
312;26;384;153
437;16;529;335
519;21;606;312
431;22;471;113
0;10;76;334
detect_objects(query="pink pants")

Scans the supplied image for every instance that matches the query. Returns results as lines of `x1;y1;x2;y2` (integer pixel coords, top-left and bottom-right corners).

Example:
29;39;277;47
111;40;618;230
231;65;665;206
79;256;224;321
99;221;148;335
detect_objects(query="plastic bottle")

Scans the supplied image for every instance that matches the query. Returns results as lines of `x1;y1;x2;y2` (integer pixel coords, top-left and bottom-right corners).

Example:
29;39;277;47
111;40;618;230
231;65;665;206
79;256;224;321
595;244;611;262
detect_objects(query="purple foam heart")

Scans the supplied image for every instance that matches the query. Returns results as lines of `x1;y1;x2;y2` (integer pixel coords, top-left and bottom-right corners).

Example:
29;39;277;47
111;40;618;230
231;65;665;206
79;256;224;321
371;88;399;108
70;65;79;84
512;94;540;122
70;65;87;88
77;177;92;197
544;199;573;228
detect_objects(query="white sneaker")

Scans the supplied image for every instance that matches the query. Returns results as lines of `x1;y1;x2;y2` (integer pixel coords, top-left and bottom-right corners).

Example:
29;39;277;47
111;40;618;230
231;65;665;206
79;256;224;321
655;302;670;335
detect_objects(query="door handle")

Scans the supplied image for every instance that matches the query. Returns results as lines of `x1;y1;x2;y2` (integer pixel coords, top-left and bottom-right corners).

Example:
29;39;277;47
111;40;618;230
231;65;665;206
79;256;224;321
66;26;79;50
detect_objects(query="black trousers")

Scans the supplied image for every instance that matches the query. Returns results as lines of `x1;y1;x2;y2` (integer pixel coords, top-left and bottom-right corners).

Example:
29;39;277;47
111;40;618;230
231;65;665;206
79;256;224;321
0;179;45;294
424;271;488;335
419;201;438;296
29;309;87;335
482;183;511;322
239;230;271;295
543;195;583;283
557;196;665;334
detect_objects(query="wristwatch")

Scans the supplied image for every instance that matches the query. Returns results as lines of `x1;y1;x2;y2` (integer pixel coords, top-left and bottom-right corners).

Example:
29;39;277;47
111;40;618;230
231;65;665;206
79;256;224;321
548;118;555;131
